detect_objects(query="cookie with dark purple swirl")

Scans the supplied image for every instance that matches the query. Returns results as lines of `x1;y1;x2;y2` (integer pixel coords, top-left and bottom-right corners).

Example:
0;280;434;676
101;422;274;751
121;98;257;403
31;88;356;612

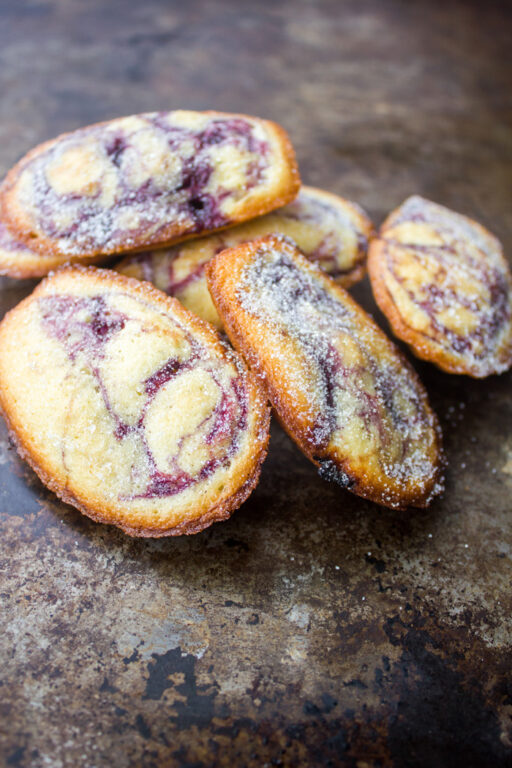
0;110;299;274
116;186;373;329
0;267;270;536
368;196;512;377
206;235;443;510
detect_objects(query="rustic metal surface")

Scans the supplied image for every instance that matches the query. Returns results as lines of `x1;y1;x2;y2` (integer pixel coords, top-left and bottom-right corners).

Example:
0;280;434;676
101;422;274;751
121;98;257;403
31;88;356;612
1;1;511;766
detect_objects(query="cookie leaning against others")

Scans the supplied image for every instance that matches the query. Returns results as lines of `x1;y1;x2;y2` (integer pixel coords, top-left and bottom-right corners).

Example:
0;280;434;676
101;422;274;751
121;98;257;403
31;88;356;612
0;110;300;274
116;185;373;330
206;234;444;510
0;267;270;536
368;196;512;377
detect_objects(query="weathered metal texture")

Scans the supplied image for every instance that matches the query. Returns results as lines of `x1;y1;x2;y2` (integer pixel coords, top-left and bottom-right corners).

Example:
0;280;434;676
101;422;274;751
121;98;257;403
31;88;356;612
0;1;511;766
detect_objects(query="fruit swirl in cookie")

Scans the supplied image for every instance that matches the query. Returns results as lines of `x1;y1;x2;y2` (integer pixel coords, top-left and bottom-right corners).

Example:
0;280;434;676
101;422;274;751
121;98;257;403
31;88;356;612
368;196;512;377
0;111;299;263
0;216;106;278
206;235;443;510
116;186;373;329
0;267;269;536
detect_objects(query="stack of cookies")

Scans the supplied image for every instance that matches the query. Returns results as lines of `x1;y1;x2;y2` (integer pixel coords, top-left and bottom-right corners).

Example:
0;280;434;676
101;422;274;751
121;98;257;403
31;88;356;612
0;110;510;536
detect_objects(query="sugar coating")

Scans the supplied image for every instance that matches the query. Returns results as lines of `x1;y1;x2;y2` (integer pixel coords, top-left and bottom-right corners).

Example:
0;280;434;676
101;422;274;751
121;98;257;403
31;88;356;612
0;271;267;532
0;218;46;276
278;188;371;279
38;291;248;499
374;196;512;377
210;236;442;508
0;205;112;278
3;111;291;257
115;186;372;329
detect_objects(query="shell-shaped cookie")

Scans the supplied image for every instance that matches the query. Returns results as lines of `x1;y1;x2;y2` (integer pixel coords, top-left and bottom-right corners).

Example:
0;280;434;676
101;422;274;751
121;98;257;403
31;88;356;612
116;186;373;329
206;235;443;510
0;267;270;536
0;110;300;271
368;196;512;377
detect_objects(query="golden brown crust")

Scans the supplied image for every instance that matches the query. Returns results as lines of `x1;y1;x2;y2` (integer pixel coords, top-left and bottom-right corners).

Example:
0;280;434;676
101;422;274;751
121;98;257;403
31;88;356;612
0;218;108;278
368;196;512;378
0;399;267;537
206;234;443;510
0;110;300;268
0;266;270;536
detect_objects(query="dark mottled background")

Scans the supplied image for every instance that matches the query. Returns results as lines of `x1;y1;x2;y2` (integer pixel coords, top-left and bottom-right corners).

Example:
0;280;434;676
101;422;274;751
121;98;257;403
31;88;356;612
0;1;511;766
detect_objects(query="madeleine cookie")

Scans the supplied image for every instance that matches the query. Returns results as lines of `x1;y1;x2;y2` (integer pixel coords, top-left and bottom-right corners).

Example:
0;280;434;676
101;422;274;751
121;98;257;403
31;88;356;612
116;186;373;329
206;235;443;510
368;196;512;377
0;110;299;271
0;267;270;536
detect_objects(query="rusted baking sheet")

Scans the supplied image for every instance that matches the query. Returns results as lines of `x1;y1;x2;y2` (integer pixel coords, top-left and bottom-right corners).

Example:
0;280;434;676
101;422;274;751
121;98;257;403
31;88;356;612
0;0;511;765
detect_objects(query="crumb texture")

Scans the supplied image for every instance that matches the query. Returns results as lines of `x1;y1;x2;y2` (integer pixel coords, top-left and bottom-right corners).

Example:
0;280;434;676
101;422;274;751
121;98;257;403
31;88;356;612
369;196;512;377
